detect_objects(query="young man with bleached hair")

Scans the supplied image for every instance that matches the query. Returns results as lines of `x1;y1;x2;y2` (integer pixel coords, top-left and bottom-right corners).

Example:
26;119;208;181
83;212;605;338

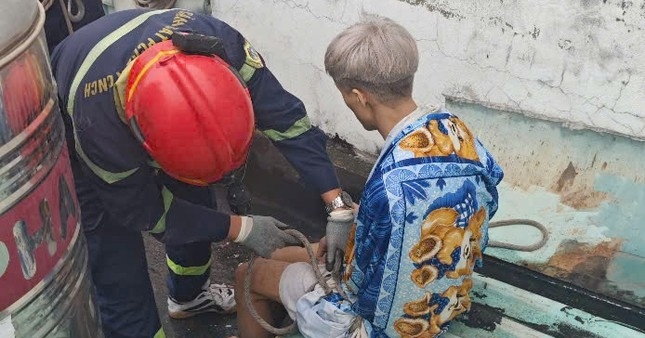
234;15;503;338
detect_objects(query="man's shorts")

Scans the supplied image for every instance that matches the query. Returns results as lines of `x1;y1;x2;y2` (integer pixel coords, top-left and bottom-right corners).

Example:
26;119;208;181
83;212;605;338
278;262;328;320
278;262;360;338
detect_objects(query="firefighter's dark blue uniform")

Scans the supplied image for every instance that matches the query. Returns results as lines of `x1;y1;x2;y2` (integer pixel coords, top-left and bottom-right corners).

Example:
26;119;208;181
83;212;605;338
44;0;105;53
51;9;339;338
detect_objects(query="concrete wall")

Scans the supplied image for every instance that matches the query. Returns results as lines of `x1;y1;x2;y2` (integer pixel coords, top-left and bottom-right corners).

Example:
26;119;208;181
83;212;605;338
211;0;645;154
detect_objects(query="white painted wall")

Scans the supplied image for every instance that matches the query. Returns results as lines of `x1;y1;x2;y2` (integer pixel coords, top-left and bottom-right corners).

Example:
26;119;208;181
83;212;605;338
211;0;645;154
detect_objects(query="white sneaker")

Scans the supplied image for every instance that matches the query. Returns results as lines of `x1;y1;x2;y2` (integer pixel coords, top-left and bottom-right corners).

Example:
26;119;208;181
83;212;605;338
167;280;236;319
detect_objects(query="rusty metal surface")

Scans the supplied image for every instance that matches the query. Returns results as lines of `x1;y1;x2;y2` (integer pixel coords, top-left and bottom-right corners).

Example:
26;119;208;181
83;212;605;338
445;98;645;308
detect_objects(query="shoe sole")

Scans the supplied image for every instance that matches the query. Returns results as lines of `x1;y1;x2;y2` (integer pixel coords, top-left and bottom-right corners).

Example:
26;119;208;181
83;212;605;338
168;307;237;319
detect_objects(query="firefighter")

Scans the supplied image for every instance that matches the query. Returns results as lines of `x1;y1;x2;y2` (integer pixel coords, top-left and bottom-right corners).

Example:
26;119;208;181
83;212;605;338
51;8;354;338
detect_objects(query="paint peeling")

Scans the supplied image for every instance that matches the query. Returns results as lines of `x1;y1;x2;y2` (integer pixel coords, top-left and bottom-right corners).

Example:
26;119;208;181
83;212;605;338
551;162;610;209
526;239;626;295
472;290;488;299
559;189;609;210
555;162;578;192
400;0;465;20
458;303;503;332
560;307;587;325
451;274;643;337
445;100;645;306
547;239;621;272
545;156;610;210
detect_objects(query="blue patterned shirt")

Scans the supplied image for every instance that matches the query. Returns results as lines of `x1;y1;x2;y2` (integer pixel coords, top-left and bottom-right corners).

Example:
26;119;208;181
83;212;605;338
341;106;504;337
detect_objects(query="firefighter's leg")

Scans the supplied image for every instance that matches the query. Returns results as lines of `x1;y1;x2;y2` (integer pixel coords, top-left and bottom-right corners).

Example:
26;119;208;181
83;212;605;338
159;173;234;318
85;223;163;338
165;241;211;303
165;241;235;318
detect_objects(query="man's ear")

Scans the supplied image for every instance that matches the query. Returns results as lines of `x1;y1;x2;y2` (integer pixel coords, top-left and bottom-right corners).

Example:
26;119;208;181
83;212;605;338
351;88;368;106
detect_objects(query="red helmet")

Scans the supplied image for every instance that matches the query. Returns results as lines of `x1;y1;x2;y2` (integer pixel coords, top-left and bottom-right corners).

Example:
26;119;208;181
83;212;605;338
125;39;254;186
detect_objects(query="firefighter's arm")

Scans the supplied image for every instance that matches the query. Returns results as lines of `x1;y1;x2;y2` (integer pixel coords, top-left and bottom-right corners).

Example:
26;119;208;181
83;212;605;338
80;163;232;246
80;159;299;254
238;43;340;195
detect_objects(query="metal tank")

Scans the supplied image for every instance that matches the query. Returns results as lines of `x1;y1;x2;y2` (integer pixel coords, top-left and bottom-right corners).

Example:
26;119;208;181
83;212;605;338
0;0;102;337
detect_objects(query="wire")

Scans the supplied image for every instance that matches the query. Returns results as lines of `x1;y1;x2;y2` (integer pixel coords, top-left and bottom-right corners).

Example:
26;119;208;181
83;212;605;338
243;229;346;336
44;0;85;33
67;0;85;23
57;0;74;34
40;0;55;11
488;219;549;251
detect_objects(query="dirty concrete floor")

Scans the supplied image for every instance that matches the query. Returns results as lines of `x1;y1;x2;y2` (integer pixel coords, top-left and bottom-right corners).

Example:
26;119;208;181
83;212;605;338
143;234;249;338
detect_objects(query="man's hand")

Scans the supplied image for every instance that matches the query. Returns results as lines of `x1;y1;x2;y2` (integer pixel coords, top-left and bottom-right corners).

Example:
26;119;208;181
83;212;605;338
325;209;354;271
235;215;301;258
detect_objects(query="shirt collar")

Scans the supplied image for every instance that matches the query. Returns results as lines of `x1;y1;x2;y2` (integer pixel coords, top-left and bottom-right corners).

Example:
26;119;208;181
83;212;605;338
367;105;436;180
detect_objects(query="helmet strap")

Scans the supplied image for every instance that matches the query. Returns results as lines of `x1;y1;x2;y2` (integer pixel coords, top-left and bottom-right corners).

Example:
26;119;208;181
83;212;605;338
171;32;247;88
172;32;231;64
128;116;146;144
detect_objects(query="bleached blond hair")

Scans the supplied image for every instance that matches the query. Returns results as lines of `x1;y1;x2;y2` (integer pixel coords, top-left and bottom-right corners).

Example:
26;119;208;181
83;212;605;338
324;15;418;103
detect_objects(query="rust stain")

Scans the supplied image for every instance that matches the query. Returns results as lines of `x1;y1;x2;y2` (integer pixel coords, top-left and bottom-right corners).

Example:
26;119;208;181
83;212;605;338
560;188;609;209
546;239;623;274
525;239;624;294
552;162;609;209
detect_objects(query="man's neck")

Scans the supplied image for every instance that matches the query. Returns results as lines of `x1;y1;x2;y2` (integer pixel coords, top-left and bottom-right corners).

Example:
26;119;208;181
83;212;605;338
374;98;418;139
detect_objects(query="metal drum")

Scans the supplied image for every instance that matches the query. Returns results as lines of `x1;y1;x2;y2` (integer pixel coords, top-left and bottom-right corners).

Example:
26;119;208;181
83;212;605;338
0;0;102;337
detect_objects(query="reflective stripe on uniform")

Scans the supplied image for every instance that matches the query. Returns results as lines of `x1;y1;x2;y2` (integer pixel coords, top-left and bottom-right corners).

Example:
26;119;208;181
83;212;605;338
166;255;212;276
148;160;162;169
238;63;255;82
73;127;140;184
261;115;312;142
153;327;165;338
66;10;172;184
67;10;172;115
148;186;174;234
